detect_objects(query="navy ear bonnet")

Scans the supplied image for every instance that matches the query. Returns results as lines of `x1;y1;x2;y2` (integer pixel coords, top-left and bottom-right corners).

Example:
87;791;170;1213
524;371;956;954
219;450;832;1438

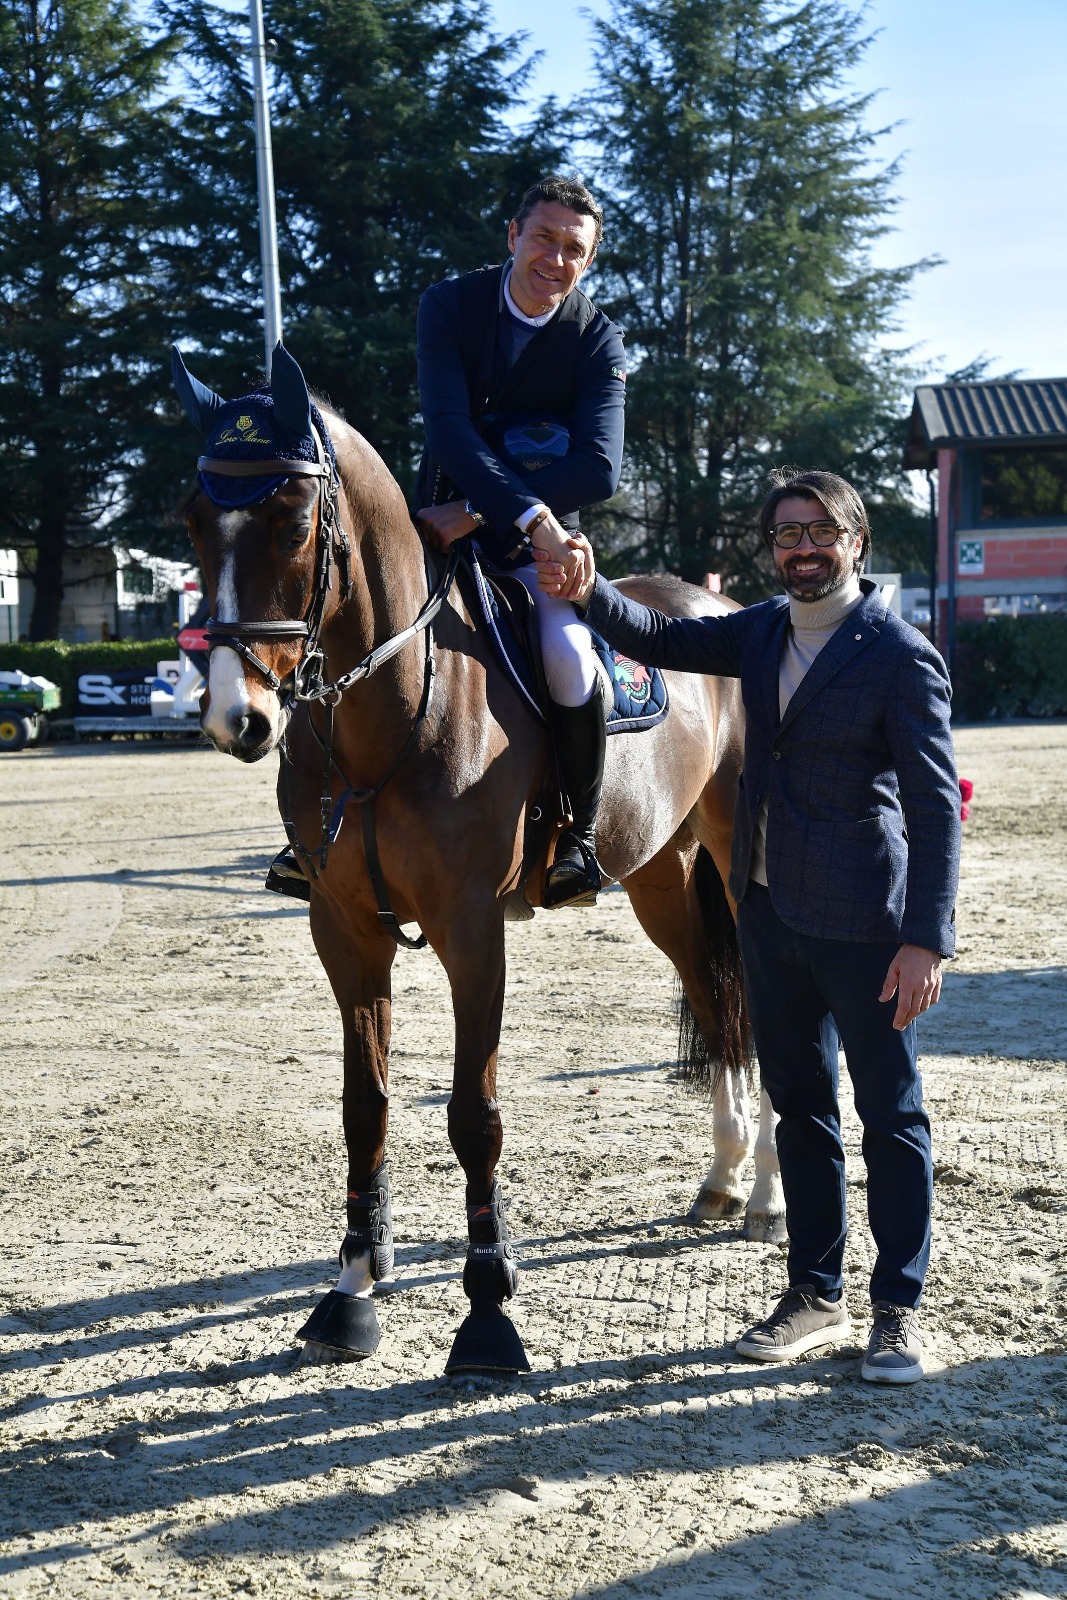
171;344;337;509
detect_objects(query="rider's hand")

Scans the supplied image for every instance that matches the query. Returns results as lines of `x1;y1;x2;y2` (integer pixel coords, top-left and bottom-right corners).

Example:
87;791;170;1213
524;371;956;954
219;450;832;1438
529;509;578;577
416;502;478;552
534;533;596;607
879;944;943;1030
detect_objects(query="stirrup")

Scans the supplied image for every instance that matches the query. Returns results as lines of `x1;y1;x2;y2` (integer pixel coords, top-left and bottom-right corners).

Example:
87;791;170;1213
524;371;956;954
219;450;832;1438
543;836;601;909
265;845;311;901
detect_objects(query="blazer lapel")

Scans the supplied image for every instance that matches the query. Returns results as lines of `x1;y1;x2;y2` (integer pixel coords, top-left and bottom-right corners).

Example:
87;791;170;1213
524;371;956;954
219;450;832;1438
492;290;581;408
472;266;505;413
778;589;885;732
761;602;790;731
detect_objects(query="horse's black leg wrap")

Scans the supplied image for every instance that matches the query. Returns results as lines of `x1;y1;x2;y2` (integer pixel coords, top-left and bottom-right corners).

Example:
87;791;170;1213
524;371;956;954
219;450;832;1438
445;1181;529;1374
462;1180;518;1305
341;1163;394;1281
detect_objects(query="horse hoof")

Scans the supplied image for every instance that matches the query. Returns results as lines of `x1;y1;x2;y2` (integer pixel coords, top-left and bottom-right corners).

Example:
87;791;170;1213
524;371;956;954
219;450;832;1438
743;1210;789;1246
445;1304;532;1375
689;1188;745;1224
297;1290;380;1359
298;1338;368;1366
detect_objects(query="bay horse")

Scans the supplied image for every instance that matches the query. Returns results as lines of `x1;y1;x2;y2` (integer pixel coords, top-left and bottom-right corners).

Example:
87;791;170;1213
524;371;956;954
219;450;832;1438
174;342;784;1373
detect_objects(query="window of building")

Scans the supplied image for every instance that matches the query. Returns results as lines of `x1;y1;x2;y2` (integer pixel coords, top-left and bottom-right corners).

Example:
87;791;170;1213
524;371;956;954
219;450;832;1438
121;565;154;596
979;448;1067;521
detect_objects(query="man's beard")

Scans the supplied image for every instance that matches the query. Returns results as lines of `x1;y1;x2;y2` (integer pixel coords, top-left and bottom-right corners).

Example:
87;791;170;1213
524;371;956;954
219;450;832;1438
781;557;851;603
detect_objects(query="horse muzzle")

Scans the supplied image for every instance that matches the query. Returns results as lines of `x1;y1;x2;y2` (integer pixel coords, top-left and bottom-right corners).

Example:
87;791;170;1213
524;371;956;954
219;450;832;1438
202;701;279;762
200;647;285;761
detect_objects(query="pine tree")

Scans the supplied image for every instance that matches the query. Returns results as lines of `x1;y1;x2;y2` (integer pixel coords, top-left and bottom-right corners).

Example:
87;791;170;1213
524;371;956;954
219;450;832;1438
164;0;565;489
0;0;191;638
582;0;928;595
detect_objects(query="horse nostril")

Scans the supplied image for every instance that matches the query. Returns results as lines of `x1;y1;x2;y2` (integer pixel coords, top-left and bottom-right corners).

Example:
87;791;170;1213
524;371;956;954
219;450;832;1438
235;709;273;748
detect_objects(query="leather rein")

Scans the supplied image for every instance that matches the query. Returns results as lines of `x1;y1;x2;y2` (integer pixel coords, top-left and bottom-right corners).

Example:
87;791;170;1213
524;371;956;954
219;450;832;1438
199;425;459;947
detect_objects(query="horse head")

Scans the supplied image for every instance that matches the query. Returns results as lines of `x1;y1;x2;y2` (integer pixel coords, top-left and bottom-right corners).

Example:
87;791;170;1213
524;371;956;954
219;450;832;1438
174;344;349;762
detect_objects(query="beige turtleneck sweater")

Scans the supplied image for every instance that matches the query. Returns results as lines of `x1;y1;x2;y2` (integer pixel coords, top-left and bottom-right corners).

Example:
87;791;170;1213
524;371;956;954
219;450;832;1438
749;575;865;888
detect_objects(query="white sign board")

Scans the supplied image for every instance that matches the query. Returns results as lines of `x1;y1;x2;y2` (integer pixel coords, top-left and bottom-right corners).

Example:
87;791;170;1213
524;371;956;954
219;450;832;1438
868;572;902;617
0;550;18;607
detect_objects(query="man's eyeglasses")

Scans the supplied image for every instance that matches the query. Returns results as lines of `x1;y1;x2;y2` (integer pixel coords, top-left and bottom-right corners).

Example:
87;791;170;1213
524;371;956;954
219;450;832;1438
771;519;846;550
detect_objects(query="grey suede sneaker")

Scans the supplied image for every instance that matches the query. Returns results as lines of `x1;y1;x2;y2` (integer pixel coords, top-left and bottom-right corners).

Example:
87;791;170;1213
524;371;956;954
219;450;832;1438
861;1302;924;1384
736;1284;851;1363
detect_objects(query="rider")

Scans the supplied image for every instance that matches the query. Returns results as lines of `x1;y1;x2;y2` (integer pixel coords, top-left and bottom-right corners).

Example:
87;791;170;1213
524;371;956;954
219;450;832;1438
413;176;626;908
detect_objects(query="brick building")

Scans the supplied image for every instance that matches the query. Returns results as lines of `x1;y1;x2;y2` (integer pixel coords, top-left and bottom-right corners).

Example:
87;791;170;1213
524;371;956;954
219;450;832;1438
904;377;1067;669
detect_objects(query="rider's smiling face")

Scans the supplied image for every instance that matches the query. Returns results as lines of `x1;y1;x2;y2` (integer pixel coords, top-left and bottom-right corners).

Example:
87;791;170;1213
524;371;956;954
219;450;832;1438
507;201;597;318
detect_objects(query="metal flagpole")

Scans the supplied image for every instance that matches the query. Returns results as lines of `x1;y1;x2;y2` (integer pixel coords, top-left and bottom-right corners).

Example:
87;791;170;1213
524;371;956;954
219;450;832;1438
248;0;282;377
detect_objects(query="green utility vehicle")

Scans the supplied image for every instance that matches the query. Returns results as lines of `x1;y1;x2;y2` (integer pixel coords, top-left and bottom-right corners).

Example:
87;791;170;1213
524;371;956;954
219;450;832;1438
0;673;61;751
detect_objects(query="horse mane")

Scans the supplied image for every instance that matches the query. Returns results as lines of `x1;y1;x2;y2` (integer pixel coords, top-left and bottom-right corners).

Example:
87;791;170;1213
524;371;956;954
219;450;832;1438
311;393;413;536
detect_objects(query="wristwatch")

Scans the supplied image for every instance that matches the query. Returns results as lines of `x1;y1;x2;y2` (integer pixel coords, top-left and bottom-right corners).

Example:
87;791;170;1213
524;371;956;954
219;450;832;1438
464;501;486;527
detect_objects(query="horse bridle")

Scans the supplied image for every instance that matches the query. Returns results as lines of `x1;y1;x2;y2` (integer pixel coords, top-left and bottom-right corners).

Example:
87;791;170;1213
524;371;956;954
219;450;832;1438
199;424;457;705
197;422;459;947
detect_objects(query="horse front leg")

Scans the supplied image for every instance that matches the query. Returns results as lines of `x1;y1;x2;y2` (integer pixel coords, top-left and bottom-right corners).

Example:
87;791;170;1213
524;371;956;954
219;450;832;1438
297;897;398;1363
438;912;530;1376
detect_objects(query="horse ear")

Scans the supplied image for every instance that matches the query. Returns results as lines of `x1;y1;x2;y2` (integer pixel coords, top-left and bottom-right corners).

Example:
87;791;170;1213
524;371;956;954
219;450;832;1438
171;347;224;435
269;342;312;443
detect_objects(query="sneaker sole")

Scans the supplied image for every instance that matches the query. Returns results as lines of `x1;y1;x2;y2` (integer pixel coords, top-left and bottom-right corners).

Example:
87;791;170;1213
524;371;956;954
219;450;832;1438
860;1358;923;1384
735;1321;852;1362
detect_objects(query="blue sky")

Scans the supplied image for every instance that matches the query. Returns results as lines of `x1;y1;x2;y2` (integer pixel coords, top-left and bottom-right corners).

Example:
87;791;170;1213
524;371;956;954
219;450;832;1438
486;0;1067;382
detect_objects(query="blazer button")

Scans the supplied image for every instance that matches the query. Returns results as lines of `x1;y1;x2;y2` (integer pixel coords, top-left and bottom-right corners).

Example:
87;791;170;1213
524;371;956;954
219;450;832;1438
772;750;781;760
855;633;862;640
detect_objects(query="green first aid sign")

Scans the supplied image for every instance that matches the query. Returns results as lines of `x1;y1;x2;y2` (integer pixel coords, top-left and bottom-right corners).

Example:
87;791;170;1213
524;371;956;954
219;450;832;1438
958;539;984;575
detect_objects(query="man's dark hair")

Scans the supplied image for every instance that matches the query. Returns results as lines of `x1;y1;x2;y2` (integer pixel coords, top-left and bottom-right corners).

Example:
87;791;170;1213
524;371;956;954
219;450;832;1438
513;176;603;250
758;467;871;570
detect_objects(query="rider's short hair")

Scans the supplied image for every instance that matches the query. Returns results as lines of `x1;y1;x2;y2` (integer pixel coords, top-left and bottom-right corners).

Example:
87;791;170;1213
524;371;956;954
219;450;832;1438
513;177;603;251
758;468;871;570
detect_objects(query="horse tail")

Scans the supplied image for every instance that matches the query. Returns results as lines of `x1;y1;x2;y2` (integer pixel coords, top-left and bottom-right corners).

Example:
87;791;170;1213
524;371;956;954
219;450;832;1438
676;845;752;1092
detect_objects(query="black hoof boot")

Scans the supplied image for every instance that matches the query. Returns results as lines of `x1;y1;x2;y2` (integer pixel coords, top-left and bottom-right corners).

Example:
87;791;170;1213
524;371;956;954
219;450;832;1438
446;1302;531;1375
445;1181;530;1375
297;1290;380;1360
297;1165;394;1361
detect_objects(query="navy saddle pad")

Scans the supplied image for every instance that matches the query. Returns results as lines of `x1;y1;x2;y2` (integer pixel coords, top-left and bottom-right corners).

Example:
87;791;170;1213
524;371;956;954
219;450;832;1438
465;546;669;734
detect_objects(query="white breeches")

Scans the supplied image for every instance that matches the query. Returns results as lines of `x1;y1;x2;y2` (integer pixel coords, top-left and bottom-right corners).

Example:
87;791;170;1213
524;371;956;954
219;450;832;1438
513;564;600;708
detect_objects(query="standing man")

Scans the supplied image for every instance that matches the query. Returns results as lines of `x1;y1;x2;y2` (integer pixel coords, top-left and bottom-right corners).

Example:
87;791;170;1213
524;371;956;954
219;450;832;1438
414;176;626;907
540;469;960;1383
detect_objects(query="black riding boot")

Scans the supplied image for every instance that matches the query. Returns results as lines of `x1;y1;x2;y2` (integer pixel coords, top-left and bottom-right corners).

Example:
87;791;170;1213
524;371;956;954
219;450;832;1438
543;686;606;909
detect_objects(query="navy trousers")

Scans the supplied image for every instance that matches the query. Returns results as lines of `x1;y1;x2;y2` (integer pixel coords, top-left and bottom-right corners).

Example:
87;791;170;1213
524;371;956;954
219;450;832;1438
737;883;932;1308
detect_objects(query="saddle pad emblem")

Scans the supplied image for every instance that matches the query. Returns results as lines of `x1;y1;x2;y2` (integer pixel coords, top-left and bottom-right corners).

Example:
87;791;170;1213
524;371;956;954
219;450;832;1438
611;654;653;705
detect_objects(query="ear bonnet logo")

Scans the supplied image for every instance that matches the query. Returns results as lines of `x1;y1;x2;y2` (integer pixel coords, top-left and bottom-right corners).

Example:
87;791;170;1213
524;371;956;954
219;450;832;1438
217;412;272;446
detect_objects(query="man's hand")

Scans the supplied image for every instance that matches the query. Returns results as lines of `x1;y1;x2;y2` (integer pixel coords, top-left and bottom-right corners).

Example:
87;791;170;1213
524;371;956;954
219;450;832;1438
528;511;586;597
880;944;943;1030
416;502;479;552
533;529;596;606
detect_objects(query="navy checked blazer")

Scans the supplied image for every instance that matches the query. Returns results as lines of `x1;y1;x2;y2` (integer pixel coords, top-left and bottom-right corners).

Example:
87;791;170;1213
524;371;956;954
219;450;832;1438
583;575;961;956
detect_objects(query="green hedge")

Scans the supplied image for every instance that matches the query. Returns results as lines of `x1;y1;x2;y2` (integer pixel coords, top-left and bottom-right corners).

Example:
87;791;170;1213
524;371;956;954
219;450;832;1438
953;615;1067;720
7;621;1065;724
0;639;176;710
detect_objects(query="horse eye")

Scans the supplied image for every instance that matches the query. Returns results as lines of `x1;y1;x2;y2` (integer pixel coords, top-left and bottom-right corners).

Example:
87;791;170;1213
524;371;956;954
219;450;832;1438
282;527;311;550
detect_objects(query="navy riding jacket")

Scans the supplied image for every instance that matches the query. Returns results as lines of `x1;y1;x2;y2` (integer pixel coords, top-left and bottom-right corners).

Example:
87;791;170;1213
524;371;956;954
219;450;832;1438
582;575;961;956
414;264;626;563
